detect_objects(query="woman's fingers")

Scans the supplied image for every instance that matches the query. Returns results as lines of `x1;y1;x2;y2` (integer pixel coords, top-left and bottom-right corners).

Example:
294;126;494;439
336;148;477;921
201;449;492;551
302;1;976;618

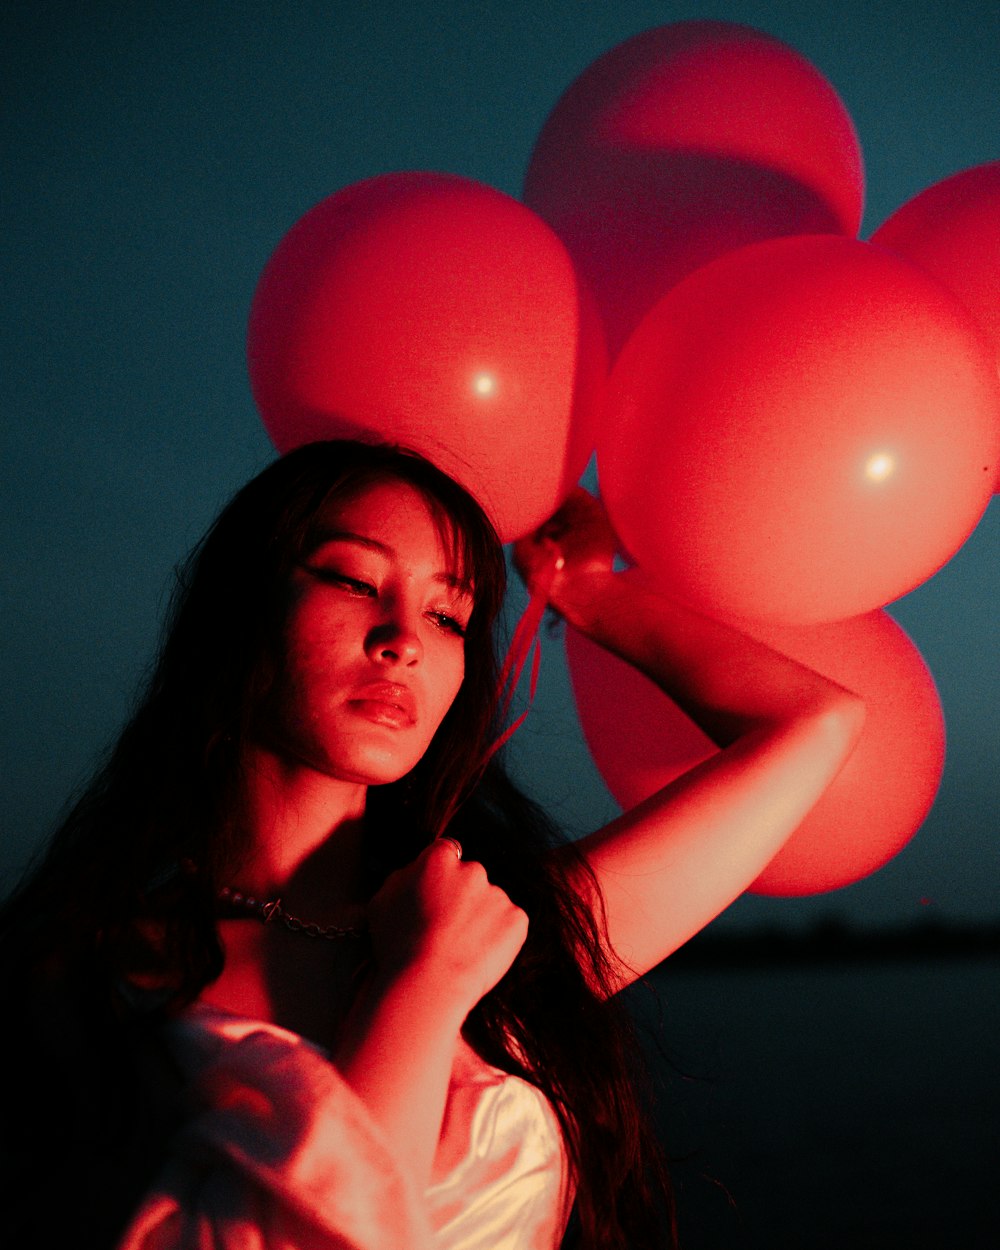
366;841;528;1014
513;488;619;593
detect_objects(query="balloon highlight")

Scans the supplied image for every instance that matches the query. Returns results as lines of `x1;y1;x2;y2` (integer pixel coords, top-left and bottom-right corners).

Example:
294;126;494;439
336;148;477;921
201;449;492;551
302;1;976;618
244;21;996;899
599;235;999;624
248;172;605;541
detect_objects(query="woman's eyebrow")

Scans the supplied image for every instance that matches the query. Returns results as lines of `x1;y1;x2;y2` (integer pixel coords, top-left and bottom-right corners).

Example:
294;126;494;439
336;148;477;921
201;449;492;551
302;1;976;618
309;530;474;596
311;529;391;557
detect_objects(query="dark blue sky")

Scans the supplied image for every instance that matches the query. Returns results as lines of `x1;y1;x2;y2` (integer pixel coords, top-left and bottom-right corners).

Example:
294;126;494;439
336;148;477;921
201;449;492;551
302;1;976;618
3;1;997;931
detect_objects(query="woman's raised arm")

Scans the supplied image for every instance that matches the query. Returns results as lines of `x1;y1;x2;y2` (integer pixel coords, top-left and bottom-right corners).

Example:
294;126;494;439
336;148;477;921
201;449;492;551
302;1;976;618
515;491;865;993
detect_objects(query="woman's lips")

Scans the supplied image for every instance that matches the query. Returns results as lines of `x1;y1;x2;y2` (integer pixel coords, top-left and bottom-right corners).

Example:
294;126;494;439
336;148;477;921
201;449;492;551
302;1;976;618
348;682;417;727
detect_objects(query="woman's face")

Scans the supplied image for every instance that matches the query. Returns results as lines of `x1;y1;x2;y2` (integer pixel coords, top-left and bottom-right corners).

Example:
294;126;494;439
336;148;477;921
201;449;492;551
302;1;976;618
262;477;474;787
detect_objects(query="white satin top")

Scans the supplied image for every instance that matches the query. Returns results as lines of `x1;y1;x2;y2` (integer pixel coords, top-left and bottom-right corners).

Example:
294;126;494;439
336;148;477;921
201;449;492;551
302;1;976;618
427;1032;573;1249
124;1005;573;1250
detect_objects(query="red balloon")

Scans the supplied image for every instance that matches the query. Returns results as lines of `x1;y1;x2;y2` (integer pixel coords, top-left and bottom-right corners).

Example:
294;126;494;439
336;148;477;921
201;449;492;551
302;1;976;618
873;162;1000;366
524;20;864;356
565;610;945;896
247;172;605;541
872;162;1000;488
599;235;1000;625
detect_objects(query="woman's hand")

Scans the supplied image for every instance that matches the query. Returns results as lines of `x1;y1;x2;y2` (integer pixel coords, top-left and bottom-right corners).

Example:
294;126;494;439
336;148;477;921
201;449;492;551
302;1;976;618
335;841;527;1189
365;838;528;1020
512;488;621;626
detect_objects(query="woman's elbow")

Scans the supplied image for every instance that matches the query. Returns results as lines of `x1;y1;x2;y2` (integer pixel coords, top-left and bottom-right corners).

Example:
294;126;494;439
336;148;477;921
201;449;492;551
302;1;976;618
811;685;867;765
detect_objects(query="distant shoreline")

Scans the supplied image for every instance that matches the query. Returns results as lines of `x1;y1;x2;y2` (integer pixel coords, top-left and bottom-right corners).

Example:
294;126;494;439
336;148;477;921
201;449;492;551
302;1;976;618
669;919;1000;968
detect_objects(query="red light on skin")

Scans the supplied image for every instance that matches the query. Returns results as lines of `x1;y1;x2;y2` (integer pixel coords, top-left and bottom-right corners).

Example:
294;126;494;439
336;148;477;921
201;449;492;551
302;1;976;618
568;607;946;896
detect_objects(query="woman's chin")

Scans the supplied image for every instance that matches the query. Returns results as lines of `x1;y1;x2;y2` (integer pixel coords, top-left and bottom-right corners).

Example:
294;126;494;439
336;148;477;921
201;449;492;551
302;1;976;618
322;742;425;789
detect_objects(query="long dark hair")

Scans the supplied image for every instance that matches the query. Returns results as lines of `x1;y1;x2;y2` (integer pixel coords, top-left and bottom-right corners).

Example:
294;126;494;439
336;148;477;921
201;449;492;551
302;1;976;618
0;440;675;1248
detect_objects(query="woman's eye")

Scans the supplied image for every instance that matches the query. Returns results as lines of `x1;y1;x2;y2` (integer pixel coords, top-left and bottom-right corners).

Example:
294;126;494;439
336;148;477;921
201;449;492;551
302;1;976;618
310;568;375;596
430;611;467;638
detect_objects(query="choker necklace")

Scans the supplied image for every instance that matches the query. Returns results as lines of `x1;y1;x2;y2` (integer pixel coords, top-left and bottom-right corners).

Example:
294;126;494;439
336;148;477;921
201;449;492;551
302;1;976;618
218;886;368;940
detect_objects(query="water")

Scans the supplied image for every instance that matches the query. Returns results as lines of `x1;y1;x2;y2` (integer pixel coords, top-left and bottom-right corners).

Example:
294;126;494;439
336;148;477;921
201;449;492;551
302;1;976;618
628;956;999;1248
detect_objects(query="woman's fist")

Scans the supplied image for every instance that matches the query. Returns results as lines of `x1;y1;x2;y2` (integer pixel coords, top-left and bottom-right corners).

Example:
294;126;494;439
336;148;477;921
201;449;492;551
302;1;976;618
512;488;621;625
365;838;529;1018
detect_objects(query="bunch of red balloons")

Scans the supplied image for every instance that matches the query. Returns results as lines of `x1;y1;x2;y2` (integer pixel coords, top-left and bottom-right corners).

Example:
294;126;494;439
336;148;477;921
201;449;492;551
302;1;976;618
248;21;999;895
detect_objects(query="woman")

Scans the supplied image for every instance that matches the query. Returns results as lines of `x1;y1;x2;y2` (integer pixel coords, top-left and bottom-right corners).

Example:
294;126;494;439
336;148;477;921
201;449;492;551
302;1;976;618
0;440;864;1249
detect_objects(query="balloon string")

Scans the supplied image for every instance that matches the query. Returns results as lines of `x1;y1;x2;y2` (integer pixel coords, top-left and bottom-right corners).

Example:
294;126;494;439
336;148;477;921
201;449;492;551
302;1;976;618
483;626;543;763
495;576;550;725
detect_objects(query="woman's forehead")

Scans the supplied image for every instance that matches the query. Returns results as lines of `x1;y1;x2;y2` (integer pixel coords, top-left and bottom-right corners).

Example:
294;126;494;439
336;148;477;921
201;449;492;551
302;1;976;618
311;476;473;588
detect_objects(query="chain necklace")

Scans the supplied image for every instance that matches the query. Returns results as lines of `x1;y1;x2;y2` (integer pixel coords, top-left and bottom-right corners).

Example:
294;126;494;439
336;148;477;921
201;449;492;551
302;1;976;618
217;886;368;940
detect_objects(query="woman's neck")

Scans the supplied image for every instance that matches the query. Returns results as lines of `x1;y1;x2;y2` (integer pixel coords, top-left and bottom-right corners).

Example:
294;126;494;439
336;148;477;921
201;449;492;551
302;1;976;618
200;748;374;1047
235;745;370;913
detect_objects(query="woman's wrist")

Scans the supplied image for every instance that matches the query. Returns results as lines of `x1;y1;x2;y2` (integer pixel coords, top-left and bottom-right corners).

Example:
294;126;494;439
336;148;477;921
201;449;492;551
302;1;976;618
552;566;862;745
549;567;626;632
344;960;469;1048
333;963;466;1192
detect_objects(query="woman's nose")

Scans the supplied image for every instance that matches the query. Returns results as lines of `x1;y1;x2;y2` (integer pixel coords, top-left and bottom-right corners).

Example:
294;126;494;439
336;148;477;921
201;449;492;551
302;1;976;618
365;615;423;666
